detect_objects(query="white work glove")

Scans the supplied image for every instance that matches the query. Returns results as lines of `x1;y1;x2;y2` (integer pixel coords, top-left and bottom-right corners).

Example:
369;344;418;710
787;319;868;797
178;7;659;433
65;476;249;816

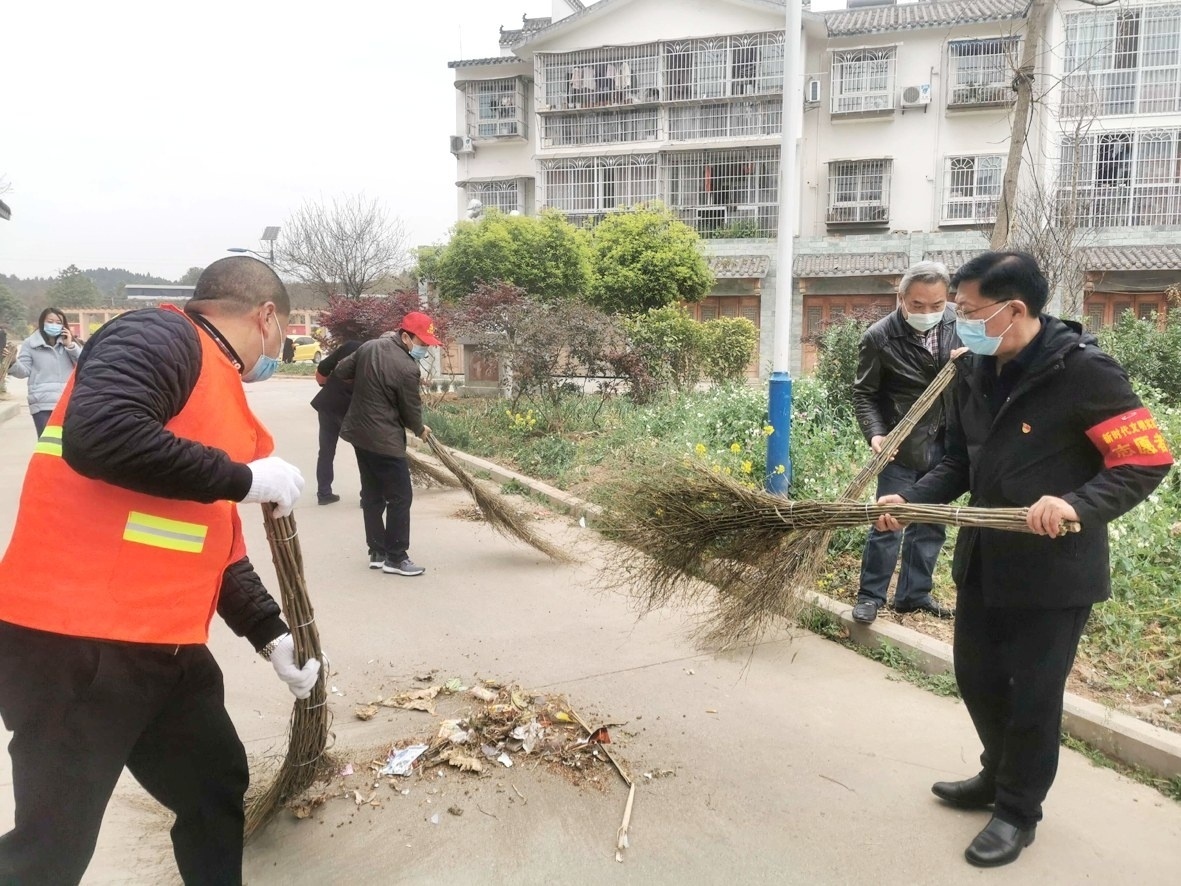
269;634;321;699
242;457;305;518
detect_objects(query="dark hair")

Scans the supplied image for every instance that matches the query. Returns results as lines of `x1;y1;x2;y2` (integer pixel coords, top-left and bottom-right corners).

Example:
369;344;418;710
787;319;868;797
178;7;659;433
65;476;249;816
950;251;1049;315
188;256;290;315
38;307;68;329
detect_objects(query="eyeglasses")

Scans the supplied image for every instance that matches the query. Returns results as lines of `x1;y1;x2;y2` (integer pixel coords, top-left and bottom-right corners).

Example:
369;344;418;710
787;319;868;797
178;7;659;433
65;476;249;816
954;299;1012;322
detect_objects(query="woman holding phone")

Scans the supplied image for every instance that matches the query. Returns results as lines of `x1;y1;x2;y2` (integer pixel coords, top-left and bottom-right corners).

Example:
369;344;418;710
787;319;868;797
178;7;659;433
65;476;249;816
8;307;82;435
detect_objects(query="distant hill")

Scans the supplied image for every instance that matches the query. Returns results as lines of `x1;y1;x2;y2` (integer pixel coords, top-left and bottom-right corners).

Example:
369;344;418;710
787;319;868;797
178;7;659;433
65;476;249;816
79;267;174;297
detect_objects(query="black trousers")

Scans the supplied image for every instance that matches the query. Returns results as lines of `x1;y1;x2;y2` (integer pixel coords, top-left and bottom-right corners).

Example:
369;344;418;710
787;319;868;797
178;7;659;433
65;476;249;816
0;621;247;886
315;409;345;498
953;582;1091;830
354;447;413;562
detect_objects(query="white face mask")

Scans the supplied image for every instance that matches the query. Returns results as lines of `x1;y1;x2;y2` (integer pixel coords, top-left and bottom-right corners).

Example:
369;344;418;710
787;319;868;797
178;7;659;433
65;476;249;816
904;310;943;333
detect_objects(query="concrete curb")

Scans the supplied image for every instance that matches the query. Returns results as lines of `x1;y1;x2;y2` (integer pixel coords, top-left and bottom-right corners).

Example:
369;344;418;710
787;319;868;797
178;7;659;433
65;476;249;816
425;442;1181;783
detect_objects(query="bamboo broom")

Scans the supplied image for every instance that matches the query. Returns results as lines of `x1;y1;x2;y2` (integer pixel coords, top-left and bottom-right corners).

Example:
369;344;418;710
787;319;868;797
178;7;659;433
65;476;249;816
406;447;462;488
613;458;1079;648
244;506;330;841
614;356;965;648
426;433;573;563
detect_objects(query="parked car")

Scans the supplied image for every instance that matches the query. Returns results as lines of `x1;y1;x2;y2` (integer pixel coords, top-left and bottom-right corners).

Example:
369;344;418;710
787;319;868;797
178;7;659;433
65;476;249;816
286;335;323;364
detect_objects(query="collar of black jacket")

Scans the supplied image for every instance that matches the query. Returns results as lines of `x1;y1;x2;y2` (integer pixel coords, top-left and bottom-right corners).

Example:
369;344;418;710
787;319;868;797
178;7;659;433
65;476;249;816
186;310;244;372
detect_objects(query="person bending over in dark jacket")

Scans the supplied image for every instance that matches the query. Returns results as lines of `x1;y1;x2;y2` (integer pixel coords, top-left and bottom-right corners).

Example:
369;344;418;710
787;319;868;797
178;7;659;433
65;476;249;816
311;339;362;505
0;256;319;885
852;260;961;624
875;251;1172;869
333;312;438;577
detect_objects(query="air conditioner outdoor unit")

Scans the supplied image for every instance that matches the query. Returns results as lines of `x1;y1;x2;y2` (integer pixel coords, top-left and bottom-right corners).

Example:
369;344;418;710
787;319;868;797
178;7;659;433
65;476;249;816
900;83;932;108
806;78;821;103
449;135;475;154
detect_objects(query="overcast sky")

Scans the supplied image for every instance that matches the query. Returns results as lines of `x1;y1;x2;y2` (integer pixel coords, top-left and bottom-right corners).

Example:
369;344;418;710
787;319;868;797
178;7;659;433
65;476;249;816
1;0;847;280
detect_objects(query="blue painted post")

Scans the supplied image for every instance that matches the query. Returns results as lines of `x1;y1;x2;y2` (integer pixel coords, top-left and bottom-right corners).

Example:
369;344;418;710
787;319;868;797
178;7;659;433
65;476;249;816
766;372;793;494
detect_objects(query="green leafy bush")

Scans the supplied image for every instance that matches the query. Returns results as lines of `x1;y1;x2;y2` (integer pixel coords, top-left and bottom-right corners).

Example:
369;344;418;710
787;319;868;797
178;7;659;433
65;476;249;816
1098;297;1181;402
623;305;705;391
812;312;876;417
699;316;758;384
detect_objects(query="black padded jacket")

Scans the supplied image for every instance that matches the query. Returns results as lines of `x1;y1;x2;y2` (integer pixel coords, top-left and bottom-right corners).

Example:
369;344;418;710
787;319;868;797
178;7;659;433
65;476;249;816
59;308;287;650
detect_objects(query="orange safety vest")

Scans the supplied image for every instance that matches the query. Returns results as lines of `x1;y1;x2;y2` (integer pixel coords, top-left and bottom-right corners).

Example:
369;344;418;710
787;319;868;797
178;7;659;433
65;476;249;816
0;306;274;644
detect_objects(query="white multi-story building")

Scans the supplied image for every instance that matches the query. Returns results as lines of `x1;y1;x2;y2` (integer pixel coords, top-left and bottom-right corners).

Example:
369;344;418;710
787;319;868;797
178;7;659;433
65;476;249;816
448;0;1180;377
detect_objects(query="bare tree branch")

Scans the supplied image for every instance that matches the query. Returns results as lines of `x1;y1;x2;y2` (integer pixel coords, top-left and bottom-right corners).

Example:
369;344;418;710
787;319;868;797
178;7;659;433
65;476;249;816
276;194;409;300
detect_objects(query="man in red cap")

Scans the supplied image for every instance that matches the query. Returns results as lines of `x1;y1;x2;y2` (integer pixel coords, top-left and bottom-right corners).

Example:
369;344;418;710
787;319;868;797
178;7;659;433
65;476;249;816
332;312;439;575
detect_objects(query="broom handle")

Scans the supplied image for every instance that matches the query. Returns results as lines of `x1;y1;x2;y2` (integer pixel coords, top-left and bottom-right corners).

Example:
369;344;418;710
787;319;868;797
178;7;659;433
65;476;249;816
842;355;962;501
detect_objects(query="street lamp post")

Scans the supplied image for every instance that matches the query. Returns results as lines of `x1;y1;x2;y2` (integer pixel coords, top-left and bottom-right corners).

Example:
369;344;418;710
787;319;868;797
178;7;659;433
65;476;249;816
766;0;803;494
227;225;280;264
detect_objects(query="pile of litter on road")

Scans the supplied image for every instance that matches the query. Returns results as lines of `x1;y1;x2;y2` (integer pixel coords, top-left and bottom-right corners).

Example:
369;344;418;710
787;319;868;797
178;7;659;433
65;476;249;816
287;677;637;862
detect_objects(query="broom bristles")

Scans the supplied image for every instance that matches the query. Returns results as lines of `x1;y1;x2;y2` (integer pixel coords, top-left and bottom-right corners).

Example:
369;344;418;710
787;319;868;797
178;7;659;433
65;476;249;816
607;359;966;648
426;435;573;563
406;448;462;488
244;507;331;841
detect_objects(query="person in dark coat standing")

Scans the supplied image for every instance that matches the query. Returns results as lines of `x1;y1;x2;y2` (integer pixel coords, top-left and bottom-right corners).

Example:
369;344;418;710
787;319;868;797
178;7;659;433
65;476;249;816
875;252;1172;868
332;312;438;577
310;339;362;505
852;260;960;623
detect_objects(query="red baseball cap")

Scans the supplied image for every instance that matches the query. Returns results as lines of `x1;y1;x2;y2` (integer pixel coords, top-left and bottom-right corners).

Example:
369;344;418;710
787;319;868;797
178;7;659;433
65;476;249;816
399;311;441;346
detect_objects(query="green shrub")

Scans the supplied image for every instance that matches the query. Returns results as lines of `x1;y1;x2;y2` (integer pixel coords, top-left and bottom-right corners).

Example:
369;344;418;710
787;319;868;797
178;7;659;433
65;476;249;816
1098;298;1181;402
812;313;875;417
624;305;705;391
700;316;758;385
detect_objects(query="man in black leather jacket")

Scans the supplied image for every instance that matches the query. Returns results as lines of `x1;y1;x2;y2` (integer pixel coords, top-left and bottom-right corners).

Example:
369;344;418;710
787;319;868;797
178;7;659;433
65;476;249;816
876;252;1172;868
851;261;960;623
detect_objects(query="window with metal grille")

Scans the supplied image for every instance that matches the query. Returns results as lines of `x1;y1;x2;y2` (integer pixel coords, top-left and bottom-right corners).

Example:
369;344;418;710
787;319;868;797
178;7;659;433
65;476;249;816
542;108;659;147
465;180;524;215
1058;128;1181;227
831;48;896;114
1062;5;1181;117
942;155;1003;223
466;78;528;139
668;99;783;141
539;155;658;222
948;38;1020;106
537;44;661;111
827;159;892;224
663;147;780;236
663;32;784;102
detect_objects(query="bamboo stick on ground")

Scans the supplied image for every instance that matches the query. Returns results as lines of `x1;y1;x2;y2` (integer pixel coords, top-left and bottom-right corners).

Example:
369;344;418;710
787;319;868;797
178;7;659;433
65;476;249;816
244;506;330;841
426;434;573;563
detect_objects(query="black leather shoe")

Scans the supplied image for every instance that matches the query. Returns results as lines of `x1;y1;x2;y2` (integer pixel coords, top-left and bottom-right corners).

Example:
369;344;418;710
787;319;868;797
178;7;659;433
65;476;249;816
964;816;1035;868
851;600;881;624
932;773;995;809
317;493;341;505
894;597;955;618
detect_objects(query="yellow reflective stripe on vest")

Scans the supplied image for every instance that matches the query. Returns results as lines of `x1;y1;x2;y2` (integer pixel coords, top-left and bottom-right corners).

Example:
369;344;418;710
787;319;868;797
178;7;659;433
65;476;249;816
122;511;208;554
34;424;63;457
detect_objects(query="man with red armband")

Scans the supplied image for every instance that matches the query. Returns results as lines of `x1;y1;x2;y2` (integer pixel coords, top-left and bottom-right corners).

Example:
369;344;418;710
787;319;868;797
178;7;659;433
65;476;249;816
875;252;1172;869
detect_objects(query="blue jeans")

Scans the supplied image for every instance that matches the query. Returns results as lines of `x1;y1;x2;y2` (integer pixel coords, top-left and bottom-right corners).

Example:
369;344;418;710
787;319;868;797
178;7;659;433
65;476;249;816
858;460;946;608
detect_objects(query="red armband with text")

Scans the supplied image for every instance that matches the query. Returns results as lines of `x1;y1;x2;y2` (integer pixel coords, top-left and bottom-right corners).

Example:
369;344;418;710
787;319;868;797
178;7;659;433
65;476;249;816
1086;407;1174;469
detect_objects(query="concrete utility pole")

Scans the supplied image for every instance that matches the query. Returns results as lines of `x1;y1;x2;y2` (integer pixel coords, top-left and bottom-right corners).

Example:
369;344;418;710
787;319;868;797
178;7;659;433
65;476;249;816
766;0;803;493
991;0;1051;250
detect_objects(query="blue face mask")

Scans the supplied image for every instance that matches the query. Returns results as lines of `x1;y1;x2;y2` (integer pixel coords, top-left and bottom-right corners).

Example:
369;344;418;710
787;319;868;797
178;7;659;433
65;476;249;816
409;345;430;361
43;323;64;338
242;315;281;383
956;302;1014;356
